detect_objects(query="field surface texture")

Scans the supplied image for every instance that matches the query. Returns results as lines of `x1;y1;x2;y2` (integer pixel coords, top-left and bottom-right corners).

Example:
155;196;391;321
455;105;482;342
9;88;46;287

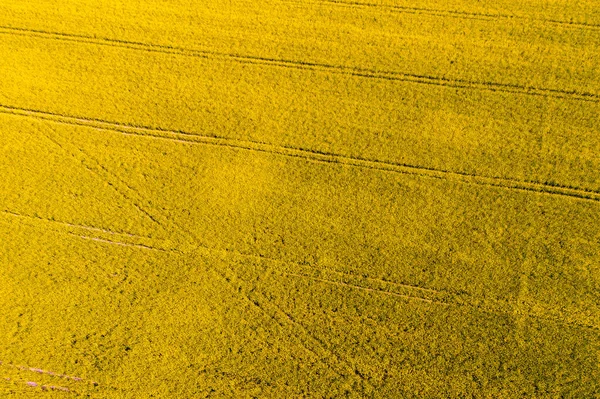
0;0;599;397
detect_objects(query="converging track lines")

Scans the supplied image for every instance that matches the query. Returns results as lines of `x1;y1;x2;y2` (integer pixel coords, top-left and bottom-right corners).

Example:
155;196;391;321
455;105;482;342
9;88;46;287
0;26;597;102
0;209;139;239
0;209;173;253
2;104;599;204
200;243;600;332
283;272;441;304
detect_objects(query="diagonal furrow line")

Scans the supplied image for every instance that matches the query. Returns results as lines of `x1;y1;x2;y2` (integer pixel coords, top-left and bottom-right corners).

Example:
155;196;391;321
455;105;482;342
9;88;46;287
206;243;445;305
228;249;600;332
283;272;442;305
69;234;167;253
197;242;600;333
169;226;374;390
0;361;97;387
90;149;375;393
32;103;371;389
0;209;141;239
212;257;370;393
273;302;371;392
313;265;446;296
69;140;166;228
2;104;599;204
17;104;339;376
2;108;597;334
281;272;599;331
0;209;175;254
39;124;170;234
305;0;600;30
288;261;450;300
0;26;597;102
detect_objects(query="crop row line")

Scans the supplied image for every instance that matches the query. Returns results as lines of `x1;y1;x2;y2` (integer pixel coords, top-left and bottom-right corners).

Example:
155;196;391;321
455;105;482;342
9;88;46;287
0;26;597;102
1;104;598;205
2;190;596;333
300;0;600;30
0;209;171;253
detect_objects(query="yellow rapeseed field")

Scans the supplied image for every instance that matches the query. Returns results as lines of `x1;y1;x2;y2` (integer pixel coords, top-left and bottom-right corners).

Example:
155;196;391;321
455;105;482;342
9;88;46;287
0;0;599;397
